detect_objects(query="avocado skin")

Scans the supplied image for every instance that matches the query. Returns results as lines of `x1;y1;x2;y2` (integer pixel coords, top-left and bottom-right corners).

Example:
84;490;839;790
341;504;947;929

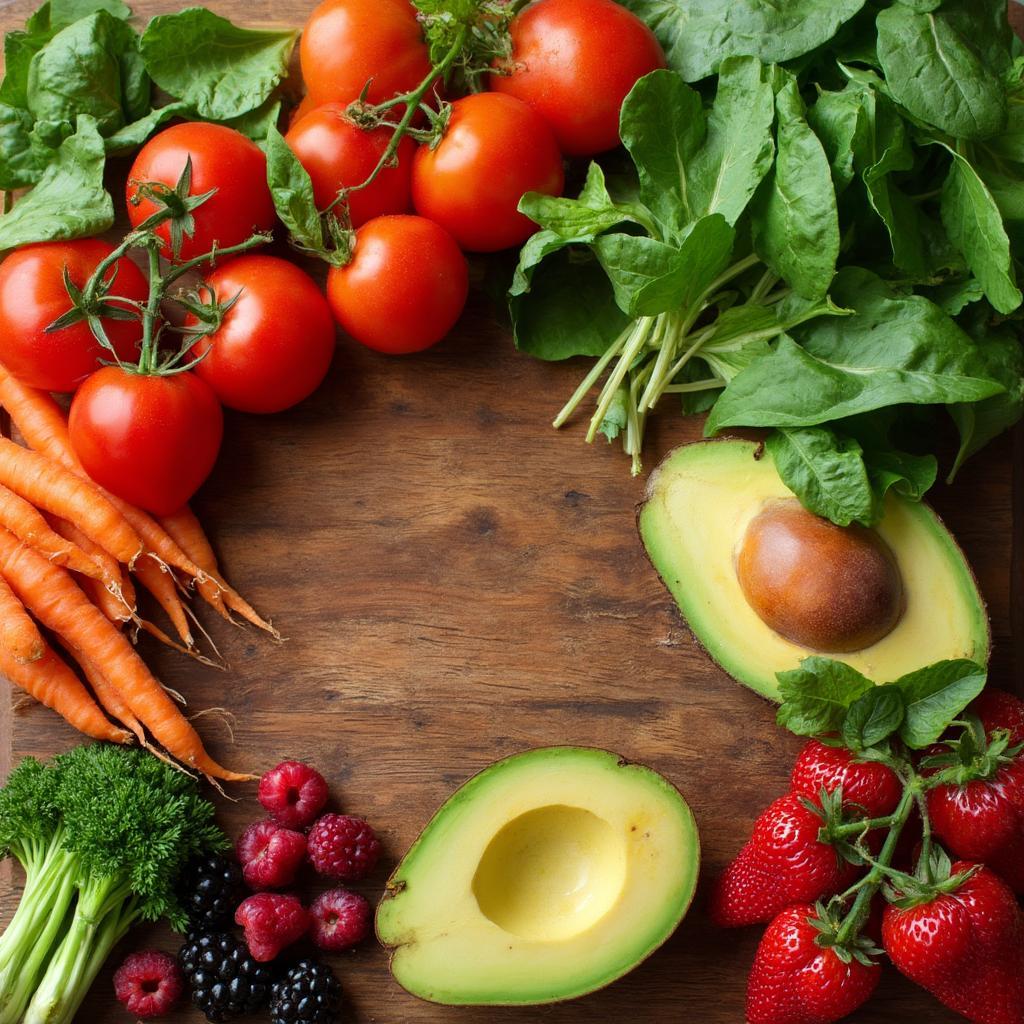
637;439;990;701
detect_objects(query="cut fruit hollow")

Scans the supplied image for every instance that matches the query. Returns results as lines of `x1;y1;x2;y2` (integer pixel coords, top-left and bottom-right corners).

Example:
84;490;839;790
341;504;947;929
377;747;700;1006
736;498;905;653
472;805;627;942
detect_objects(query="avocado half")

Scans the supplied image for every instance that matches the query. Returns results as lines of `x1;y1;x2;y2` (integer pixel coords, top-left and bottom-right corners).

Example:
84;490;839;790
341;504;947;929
638;439;990;700
376;746;700;1006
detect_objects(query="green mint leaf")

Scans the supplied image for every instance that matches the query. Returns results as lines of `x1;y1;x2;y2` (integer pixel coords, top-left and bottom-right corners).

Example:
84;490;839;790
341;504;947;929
767;427;877;527
895;659;988;749
0;115;112;249
140;8;296;120
750;72;839;301
841;684;906;751
777;657;876;737
263;123;322;251
876;0;1010;141
618;0;866;83
705;268;1006;435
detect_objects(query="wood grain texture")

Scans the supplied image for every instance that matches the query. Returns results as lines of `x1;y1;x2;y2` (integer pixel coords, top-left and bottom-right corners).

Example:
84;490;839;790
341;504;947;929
0;2;1021;1021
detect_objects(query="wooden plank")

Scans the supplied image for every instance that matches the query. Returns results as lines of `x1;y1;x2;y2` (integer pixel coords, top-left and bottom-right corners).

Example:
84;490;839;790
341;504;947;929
0;2;1020;1021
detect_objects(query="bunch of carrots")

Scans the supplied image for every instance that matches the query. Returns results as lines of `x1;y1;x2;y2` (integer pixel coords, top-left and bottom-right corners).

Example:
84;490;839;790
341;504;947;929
0;362;274;783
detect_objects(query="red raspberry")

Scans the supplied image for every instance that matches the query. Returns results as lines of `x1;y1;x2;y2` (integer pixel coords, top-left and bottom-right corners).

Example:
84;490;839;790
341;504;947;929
113;950;184;1018
309;888;372;951
307;814;382;881
258;761;329;829
235;892;310;962
236;819;307;890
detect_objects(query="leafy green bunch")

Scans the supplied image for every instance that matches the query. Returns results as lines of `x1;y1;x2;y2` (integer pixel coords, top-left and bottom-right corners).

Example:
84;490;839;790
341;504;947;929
0;743;225;1024
512;0;1024;528
773;656;992;956
0;0;296;249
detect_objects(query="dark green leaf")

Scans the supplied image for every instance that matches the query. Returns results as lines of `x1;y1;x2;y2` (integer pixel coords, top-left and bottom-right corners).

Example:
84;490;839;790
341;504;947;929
103;100;188;153
776;657;876;737
842;685;906;751
751;74;840;300
895;659;987;748
0;116;112;249
263;123;322;251
619;69;705;238
808;84;871;195
219;97;282;143
768;427;876;527
510;249;631;361
938;144;1022;315
619;0;866;83
876;1;1010;141
867;448;937;503
140;8;296;120
0;102;51;190
706;269;1006;434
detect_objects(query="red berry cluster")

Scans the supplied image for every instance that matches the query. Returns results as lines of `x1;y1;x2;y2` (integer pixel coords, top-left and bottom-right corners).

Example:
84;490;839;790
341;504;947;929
713;690;1024;1024
234;760;381;962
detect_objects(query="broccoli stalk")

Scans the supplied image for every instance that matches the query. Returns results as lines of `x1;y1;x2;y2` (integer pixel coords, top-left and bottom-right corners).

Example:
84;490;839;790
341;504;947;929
0;743;227;1024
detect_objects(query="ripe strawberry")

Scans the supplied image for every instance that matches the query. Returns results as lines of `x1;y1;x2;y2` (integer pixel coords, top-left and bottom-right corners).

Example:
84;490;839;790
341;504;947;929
710;793;861;928
882;862;1024;1024
792;740;902;819
925;692;1024;892
747;904;880;1024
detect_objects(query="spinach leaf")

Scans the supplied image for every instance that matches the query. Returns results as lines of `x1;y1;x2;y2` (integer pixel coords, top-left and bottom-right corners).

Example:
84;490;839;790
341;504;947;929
867;448;937;503
594;214;734;317
0;116;112;250
512;164;644;295
895;659;987;748
104;100;188;154
706;268;1006;434
0;103;51;189
808;84;870;194
776;657;875;737
140;8;296;121
264;123;322;251
939;144;1022;315
220;97;282;143
510;250;631;361
27;11;146;136
750;74;839;300
768;426;876;527
619;0;866;83
0;29;49;109
30;0;131;33
686;56;775;226
619;69;704;238
842;685;905;752
876;1;1008;141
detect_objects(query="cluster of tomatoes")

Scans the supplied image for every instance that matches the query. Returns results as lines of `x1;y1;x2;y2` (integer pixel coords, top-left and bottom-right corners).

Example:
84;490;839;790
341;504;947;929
0;0;665;515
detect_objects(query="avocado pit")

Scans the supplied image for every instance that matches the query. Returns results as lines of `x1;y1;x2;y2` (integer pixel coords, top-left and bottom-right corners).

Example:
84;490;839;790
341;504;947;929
735;499;904;653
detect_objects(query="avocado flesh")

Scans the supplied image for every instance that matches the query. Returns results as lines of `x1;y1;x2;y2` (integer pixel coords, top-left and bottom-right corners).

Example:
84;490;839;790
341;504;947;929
638;439;990;700
376;746;700;1006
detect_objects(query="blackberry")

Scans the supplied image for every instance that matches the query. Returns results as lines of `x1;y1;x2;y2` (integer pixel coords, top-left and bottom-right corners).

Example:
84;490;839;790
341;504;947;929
179;854;244;932
179;932;273;1022
270;959;343;1024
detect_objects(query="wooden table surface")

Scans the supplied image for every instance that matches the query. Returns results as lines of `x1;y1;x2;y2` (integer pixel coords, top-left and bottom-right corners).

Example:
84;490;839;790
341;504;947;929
1;2;1022;1022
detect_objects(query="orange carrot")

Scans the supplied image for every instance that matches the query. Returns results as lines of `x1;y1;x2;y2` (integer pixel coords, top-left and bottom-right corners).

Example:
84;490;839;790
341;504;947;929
134;555;193;647
0;528;249;781
0;573;44;663
0;484;107;581
49;517;135;623
0;438;143;565
0;640;130;743
74;650;146;745
159;506;228;618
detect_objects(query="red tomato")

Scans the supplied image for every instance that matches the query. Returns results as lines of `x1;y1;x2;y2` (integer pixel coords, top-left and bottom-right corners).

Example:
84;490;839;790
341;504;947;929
411;93;564;252
126;123;275;262
285;104;414;225
186;255;336;414
300;0;431;108
326;215;467;354
69;368;223;516
492;0;666;157
0;240;149;393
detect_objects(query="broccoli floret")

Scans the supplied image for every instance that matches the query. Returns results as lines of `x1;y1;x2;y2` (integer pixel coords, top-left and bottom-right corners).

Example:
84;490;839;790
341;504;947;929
0;744;226;1024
